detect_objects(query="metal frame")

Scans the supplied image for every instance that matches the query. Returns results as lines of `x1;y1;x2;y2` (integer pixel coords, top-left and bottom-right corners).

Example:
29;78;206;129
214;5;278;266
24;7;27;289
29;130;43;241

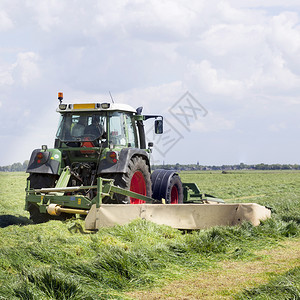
25;175;223;217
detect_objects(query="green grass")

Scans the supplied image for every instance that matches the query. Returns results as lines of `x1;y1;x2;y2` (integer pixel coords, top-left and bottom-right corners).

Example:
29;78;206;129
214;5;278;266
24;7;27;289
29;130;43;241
0;172;28;216
235;266;300;300
0;171;299;299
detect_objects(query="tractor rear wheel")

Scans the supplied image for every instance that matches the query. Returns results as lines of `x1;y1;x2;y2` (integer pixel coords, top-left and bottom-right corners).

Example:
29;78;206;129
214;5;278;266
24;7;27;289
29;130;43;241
114;156;152;204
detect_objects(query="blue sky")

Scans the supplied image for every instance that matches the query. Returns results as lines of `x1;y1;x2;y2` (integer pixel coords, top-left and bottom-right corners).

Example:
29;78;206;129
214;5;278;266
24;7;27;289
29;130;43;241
1;0;300;166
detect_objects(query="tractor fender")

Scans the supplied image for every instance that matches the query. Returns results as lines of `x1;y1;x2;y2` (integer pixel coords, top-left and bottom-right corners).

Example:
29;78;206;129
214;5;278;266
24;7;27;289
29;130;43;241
151;169;182;203
26;149;62;175
98;148;150;174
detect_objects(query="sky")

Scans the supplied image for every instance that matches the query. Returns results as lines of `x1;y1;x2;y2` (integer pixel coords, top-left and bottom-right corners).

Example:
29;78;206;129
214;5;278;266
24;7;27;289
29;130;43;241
1;0;300;166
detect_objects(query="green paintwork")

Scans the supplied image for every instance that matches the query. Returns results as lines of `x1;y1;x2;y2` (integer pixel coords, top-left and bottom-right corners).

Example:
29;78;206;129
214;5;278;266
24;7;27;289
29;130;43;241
47;148;63;174
25;176;224;216
53;167;71;195
183;183;224;203
133;115;143;121
25;177;153;214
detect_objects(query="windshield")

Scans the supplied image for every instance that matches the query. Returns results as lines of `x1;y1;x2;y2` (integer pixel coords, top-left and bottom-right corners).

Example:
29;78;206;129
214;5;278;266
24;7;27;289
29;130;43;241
56;113;106;142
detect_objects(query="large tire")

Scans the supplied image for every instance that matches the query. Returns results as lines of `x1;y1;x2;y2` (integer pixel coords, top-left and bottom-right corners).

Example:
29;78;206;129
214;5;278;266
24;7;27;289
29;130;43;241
28;173;57;189
151;170;183;204
113;156;152;204
28;173;73;223
28;203;52;224
166;174;183;204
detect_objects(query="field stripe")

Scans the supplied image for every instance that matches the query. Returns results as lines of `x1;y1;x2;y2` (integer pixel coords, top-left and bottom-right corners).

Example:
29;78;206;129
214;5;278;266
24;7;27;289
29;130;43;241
127;239;300;299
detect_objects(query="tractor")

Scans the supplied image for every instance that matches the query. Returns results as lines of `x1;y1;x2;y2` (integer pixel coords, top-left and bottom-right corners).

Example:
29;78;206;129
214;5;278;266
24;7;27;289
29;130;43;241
25;93;184;223
25;93;271;229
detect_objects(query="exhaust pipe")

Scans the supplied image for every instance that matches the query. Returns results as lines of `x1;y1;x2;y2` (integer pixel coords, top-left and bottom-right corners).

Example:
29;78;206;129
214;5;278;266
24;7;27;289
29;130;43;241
47;204;89;216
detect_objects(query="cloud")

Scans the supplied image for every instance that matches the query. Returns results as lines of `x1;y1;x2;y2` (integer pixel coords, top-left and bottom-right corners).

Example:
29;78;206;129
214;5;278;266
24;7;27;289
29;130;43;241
184;6;300;100
186;60;245;98
268;122;287;132
25;0;65;31
189;112;235;133
201;23;266;57
12;52;40;86
123;1;196;41
249;53;300;92
270;11;300;69
0;64;14;86
0;10;13;31
217;1;265;25
225;0;300;9
1;1;300;165
117;81;185;112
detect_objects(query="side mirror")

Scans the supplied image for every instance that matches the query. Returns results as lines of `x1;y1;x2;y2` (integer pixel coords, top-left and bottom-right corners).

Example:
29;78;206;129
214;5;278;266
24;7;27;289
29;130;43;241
154;119;163;134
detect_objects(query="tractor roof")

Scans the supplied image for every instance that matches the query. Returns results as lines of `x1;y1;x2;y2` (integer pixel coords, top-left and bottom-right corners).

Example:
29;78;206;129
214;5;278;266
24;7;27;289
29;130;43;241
57;103;136;113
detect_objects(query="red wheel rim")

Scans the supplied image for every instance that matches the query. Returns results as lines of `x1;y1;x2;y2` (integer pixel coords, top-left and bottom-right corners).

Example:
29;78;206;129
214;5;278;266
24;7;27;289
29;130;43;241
130;171;146;204
170;185;179;204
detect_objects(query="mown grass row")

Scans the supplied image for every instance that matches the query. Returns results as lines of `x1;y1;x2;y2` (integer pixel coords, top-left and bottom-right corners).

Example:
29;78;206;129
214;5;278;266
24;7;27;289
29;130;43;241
0;171;299;299
236;266;300;300
0;216;299;299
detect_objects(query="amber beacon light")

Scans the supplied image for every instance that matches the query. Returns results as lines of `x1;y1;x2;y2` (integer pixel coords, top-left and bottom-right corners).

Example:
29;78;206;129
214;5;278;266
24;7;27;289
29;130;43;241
58;92;63;103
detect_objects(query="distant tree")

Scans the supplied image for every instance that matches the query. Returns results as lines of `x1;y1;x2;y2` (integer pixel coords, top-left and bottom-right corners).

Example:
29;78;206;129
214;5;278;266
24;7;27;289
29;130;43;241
0;160;29;172
11;162;23;171
23;160;29;170
282;164;292;170
239;162;246;169
255;163;267;170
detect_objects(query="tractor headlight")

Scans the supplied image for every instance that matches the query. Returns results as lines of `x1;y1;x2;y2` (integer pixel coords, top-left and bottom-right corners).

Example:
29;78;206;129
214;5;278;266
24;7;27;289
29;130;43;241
101;103;110;109
59;104;67;110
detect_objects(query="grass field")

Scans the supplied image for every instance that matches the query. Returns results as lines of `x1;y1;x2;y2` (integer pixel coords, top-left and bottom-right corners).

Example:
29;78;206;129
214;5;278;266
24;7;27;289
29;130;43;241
0;171;299;299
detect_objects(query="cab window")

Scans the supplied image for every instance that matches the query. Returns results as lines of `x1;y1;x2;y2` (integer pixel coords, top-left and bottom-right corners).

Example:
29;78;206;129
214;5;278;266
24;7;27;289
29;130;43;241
125;113;138;147
56;113;106;142
109;112;126;146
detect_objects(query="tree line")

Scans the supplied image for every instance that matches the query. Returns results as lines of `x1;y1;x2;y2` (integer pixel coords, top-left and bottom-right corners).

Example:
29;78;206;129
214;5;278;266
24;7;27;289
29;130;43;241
152;162;300;171
0;161;29;172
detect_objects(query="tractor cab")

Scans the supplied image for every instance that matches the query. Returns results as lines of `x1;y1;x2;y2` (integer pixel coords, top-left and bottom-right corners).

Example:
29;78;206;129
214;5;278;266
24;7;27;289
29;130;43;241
55;100;140;150
56;113;106;147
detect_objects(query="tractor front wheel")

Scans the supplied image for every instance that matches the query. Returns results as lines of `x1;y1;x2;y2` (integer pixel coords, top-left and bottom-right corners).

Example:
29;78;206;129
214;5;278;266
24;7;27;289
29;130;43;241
27;173;74;223
28;203;52;224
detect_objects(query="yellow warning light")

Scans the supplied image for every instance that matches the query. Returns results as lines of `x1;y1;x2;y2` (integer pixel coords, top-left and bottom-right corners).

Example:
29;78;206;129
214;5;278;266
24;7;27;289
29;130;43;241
58;92;63;101
73;103;96;110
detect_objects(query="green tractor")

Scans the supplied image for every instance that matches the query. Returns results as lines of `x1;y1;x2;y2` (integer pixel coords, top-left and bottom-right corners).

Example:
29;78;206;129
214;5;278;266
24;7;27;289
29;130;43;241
25;93;184;223
25;93;271;229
